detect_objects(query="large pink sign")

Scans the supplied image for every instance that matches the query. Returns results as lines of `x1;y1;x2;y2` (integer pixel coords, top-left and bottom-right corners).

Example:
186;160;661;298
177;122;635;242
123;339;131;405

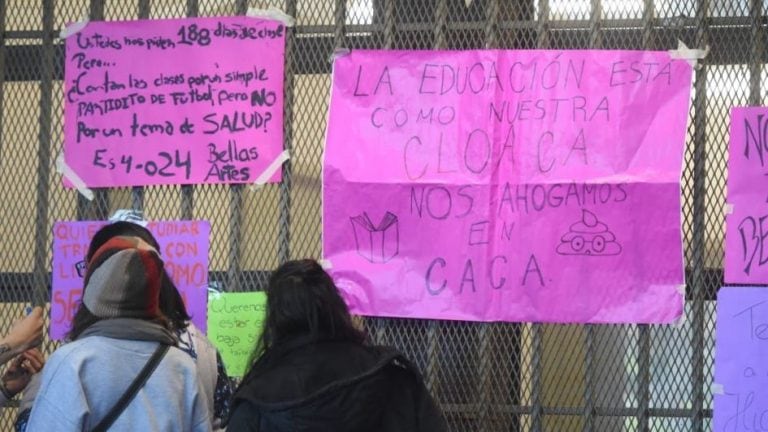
323;50;691;323
64;17;285;187
51;220;210;339
726;108;768;283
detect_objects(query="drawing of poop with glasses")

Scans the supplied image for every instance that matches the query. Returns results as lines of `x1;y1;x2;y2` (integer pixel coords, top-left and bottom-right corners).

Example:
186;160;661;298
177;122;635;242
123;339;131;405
556;209;622;256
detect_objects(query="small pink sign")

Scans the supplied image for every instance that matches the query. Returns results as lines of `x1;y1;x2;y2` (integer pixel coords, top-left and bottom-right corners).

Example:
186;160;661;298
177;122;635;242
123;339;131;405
51;220;210;339
64;17;285;187
726;107;768;283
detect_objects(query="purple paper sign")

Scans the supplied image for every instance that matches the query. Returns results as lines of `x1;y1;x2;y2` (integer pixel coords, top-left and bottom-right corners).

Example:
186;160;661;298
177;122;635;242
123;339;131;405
323;50;692;323
63;17;285;187
714;287;768;431
726;108;768;283
51;220;210;339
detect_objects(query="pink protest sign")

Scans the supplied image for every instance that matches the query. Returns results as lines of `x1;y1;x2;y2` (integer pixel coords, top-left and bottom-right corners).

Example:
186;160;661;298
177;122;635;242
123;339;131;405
323;50;692;323
51;220;210;339
63;17;285;187
726;108;768;283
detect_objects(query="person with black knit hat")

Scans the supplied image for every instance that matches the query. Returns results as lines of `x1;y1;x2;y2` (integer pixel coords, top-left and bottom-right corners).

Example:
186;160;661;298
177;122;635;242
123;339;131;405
26;237;211;432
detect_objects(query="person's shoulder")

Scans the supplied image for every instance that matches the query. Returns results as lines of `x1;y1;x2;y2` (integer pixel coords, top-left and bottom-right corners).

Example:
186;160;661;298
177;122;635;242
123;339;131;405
163;345;204;378
166;344;198;365
184;322;217;350
47;338;96;362
37;340;94;384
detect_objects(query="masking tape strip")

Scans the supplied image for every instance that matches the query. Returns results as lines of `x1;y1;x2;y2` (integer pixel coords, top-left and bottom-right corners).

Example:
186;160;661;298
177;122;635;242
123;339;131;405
712;383;725;395
60;19;90;39
249;150;290;191
319;259;333;269
246;6;296;27
725;203;734;215
673;311;686;328
56;154;94;201
668;40;710;69
330;47;351;63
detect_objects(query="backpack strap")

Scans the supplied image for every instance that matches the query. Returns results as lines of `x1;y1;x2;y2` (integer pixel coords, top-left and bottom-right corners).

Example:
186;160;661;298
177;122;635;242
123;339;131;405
92;343;170;432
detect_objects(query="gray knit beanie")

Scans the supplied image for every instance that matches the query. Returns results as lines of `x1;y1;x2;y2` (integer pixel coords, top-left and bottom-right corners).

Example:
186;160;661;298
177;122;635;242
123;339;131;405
82;236;163;319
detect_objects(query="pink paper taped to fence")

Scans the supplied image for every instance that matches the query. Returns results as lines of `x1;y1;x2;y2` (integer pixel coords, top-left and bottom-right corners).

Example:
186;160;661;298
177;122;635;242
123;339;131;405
323;50;692;323
725;108;768;283
50;220;210;339
63;17;285;187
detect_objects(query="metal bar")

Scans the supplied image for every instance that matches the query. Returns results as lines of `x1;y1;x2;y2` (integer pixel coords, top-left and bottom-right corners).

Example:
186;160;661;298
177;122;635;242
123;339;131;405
6;15;768;41
749;0;763;105
424;0;448;408
537;0;550;48
641;0;654;49
582;4;603;430
637;325;651;432
180;0;198;220
334;0;346;49
434;0;447;49
81;0;109;220
186;0;198;17
32;0;55;307
369;0;396;348
383;0;395;48
583;326;595;432
477;323;492;431
691;0;710;430
589;0;602;48
278;0;297;265
236;0;248;15
637;4;655;432
531;325;543;432
530;4;550;432
0;0;8;200
130;0;150;212
6;26;768;82
224;0;251;293
90;0;104;21
77;0;106;221
138;0;149;18
477;4;499;430
439;403;713;418
484;0;499;49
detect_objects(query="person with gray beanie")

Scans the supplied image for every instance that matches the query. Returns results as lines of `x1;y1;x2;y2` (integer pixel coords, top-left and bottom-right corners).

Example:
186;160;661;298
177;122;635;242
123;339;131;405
26;236;211;432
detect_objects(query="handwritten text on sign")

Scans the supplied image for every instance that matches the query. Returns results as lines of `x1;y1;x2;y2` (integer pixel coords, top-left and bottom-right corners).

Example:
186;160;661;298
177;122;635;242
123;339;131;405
323;50;692;323
64;17;285;187
726;108;768;283
207;292;266;377
51;220;210;339
713;287;768;431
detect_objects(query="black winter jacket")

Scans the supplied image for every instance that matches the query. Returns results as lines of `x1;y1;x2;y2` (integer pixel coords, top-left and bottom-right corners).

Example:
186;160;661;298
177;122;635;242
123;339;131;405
227;339;447;432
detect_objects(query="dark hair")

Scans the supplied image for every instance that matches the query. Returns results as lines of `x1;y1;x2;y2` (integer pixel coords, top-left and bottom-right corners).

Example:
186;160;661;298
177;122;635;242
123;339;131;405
82;221;191;331
68;306;102;341
250;259;365;363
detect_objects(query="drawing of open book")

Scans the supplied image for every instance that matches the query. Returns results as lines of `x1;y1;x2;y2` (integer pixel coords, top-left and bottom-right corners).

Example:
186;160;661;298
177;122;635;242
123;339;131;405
350;212;399;263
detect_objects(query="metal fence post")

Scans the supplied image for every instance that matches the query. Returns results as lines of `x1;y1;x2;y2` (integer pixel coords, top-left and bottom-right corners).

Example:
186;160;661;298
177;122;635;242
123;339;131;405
691;0;710;430
279;0;297;264
32;0;55;308
637;2;655;431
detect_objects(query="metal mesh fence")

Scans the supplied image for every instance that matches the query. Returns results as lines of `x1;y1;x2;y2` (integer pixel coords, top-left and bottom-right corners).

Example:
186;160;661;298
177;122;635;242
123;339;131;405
0;0;758;430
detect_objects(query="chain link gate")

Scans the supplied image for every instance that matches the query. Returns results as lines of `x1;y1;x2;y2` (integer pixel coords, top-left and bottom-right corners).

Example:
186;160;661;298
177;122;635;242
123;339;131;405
0;0;759;430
